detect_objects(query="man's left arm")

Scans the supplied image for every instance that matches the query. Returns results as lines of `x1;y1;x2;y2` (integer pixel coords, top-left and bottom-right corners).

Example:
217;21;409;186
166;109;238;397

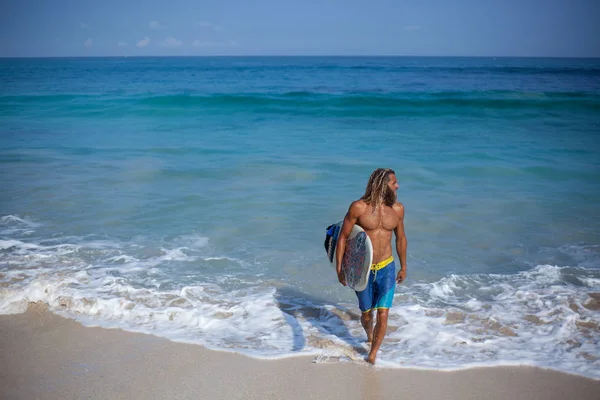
394;203;407;283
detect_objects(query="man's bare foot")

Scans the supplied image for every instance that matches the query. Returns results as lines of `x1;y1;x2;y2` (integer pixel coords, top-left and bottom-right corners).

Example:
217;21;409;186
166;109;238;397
366;353;376;365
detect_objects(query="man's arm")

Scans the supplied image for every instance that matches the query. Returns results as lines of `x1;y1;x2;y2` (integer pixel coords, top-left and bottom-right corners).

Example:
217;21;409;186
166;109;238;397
335;201;362;286
394;203;407;283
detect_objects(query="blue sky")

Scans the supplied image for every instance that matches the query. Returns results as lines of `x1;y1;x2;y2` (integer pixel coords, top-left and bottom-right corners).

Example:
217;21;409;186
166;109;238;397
1;0;599;57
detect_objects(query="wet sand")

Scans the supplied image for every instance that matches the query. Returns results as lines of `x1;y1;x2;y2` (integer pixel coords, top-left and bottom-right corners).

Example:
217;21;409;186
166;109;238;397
0;303;598;400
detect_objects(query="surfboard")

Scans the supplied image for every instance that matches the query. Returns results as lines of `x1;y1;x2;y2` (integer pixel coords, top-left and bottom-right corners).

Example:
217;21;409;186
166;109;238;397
324;221;373;292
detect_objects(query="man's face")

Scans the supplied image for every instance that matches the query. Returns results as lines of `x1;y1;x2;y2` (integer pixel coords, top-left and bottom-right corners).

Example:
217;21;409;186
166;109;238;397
387;173;399;192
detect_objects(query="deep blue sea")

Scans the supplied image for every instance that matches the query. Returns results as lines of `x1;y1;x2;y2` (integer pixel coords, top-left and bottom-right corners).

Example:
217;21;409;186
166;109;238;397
1;56;599;377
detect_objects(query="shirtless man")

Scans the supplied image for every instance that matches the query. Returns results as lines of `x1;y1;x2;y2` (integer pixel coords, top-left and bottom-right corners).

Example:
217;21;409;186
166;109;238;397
335;168;407;365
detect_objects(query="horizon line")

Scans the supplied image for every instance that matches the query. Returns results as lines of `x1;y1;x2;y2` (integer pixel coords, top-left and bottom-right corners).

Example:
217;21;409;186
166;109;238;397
1;54;599;60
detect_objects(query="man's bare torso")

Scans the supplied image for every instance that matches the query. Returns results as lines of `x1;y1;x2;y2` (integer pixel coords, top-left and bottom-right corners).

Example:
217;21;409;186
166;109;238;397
355;200;401;264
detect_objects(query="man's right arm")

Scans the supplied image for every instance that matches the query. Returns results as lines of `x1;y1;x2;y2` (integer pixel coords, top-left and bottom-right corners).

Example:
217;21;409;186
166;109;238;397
335;201;362;286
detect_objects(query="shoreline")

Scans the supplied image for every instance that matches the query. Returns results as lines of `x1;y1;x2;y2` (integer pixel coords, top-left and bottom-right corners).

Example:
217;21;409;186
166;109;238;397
0;303;598;400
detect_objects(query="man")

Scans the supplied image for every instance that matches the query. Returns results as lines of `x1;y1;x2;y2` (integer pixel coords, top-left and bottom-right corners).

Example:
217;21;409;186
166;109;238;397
335;168;407;365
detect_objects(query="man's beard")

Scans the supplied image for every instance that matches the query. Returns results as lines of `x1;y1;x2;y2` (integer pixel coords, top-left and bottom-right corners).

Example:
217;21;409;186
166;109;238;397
383;186;397;206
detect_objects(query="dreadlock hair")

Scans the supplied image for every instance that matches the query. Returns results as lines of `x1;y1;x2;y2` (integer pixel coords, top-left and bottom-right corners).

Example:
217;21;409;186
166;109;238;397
360;168;396;209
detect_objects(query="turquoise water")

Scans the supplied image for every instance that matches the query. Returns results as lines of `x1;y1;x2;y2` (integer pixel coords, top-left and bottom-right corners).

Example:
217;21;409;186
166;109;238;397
1;57;600;377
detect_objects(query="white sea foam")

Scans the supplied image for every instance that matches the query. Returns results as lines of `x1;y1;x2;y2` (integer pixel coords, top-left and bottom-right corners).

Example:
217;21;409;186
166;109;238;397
0;215;41;235
158;247;197;262
579;277;600;287
0;239;40;251
178;234;210;249
378;265;600;377
1;227;599;378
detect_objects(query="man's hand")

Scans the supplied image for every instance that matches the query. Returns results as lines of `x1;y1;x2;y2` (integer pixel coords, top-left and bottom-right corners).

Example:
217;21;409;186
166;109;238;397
396;268;406;284
337;270;347;286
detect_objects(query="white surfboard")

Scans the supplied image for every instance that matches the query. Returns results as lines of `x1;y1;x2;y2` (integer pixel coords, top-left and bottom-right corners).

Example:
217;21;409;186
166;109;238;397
324;221;373;291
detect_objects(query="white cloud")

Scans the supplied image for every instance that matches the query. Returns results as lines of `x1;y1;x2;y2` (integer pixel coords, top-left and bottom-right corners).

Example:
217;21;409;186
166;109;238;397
149;20;167;30
160;36;183;47
84;38;93;48
404;25;421;31
118;41;127;47
192;40;238;48
197;21;222;31
137;37;150;47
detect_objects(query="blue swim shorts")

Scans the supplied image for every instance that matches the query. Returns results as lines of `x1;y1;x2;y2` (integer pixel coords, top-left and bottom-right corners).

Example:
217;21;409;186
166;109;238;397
355;258;396;313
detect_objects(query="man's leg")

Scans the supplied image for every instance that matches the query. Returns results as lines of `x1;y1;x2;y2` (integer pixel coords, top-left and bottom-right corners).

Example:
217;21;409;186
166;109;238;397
366;261;396;364
360;310;374;343
367;308;389;365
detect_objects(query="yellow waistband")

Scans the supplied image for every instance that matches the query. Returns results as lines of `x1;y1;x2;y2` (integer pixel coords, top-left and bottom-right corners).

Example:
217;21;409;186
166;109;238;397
371;256;394;271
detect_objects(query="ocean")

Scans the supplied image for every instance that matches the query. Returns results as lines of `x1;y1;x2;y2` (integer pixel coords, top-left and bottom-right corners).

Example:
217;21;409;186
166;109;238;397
1;56;599;378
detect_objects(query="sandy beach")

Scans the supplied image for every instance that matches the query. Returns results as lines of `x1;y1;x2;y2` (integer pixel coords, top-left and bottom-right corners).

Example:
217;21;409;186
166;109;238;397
0;303;597;400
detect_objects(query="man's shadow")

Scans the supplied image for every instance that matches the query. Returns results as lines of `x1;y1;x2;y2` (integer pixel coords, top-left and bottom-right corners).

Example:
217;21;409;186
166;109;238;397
274;286;368;356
